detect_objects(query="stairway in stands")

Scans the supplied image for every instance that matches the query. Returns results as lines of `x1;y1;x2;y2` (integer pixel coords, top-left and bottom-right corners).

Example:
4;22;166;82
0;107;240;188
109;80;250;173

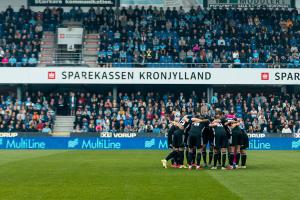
39;31;55;66
53;116;75;136
83;33;99;67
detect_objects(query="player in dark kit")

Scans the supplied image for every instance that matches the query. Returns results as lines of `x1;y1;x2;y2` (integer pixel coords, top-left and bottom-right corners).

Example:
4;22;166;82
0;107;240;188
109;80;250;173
240;128;249;168
228;119;242;169
163;116;189;169
210;113;229;170
187;115;208;170
202;120;215;167
161;122;177;168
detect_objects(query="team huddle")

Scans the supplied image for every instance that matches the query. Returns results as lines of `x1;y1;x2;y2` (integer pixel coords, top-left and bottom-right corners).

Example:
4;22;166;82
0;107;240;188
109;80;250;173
161;109;249;170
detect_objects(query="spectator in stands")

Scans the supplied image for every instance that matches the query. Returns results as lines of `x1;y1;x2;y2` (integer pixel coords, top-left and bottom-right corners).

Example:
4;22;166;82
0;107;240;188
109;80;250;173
282;124;292;134
28;54;38;67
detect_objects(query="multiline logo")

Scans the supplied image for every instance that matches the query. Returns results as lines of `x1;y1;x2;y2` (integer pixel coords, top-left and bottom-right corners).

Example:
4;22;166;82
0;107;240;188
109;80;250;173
145;139;155;148
68;138;79;148
292;139;300;149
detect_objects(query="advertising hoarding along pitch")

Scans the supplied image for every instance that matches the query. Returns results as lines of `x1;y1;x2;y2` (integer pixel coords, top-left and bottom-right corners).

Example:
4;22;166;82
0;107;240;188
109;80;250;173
0;68;299;85
0;137;299;150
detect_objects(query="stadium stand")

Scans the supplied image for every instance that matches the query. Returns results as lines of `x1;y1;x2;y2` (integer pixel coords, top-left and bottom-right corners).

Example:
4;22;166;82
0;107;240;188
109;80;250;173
0;6;63;67
93;6;300;67
0;92;55;133
1;90;298;134
0;6;299;67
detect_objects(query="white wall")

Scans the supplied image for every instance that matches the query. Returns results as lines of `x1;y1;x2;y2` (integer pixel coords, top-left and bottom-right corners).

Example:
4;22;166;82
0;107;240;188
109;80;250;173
297;0;300;9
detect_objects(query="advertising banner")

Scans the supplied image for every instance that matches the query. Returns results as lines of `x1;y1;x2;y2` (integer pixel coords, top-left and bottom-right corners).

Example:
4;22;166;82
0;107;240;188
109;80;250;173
28;0;118;7
0;68;299;85
205;0;293;8
0;132;52;138
57;28;83;46
0;137;299;150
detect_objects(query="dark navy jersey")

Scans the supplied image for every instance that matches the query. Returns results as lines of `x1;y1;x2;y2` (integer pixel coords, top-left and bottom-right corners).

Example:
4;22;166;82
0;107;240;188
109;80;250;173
220;118;231;138
167;125;176;146
232;126;242;136
179;117;191;133
189;121;205;136
212;122;227;136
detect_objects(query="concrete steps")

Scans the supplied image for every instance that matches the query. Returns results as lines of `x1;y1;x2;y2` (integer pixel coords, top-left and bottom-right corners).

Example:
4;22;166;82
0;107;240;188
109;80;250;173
53;116;75;133
39;31;55;65
83;33;99;67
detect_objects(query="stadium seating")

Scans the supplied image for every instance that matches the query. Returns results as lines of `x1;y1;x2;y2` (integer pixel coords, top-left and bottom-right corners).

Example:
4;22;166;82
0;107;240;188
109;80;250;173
1;91;297;134
0;6;63;67
93;6;300;67
0;93;55;133
1;6;299;67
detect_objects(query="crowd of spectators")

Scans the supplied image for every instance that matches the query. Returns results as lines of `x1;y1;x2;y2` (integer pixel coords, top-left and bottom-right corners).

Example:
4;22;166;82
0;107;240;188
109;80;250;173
63;90;300;134
0;90;299;134
88;6;300;67
0;92;55;133
0;6;63;67
1;5;300;67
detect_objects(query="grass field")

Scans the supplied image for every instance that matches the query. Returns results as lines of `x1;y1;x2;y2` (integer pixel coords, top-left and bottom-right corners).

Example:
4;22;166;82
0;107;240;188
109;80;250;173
0;150;299;200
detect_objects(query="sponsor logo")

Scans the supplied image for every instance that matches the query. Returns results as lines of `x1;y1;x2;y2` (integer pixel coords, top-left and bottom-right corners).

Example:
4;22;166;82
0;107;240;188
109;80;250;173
48;72;56;80
247;133;265;138
275;72;300;81
249;139;271;150
145;139;155;148
81;139;121;149
0;132;18;137
5;138;46;149
59;34;65;38
261;72;269;80
158;140;168;149
68;138;79;148
292;139;300;149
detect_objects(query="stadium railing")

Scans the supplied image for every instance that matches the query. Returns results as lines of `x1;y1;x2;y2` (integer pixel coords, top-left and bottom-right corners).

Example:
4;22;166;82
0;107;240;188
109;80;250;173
0;62;299;68
98;63;299;68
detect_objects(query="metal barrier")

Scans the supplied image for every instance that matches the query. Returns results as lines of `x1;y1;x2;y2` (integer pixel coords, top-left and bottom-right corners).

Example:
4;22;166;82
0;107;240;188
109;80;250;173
1;62;299;68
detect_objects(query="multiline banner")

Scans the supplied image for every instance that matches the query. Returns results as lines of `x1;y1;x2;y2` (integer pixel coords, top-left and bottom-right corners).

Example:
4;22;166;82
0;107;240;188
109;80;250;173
0;67;299;85
28;0;118;7
204;0;294;8
0;137;299;150
0;132;297;138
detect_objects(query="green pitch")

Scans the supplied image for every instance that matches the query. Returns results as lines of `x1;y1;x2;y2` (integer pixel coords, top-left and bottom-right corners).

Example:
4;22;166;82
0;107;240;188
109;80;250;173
0;150;299;200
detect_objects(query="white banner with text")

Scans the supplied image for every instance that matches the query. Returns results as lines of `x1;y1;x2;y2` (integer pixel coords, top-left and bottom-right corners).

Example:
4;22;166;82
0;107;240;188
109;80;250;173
0;68;299;85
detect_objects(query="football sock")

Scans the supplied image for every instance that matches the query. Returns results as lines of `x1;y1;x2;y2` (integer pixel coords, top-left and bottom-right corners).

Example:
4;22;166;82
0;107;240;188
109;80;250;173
222;153;227;167
188;151;194;165
179;151;184;165
209;151;213;165
202;151;207;164
241;154;247;166
236;153;241;165
213;153;218;167
165;151;177;161
229;153;234;166
193;149;196;164
196;152;202;166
